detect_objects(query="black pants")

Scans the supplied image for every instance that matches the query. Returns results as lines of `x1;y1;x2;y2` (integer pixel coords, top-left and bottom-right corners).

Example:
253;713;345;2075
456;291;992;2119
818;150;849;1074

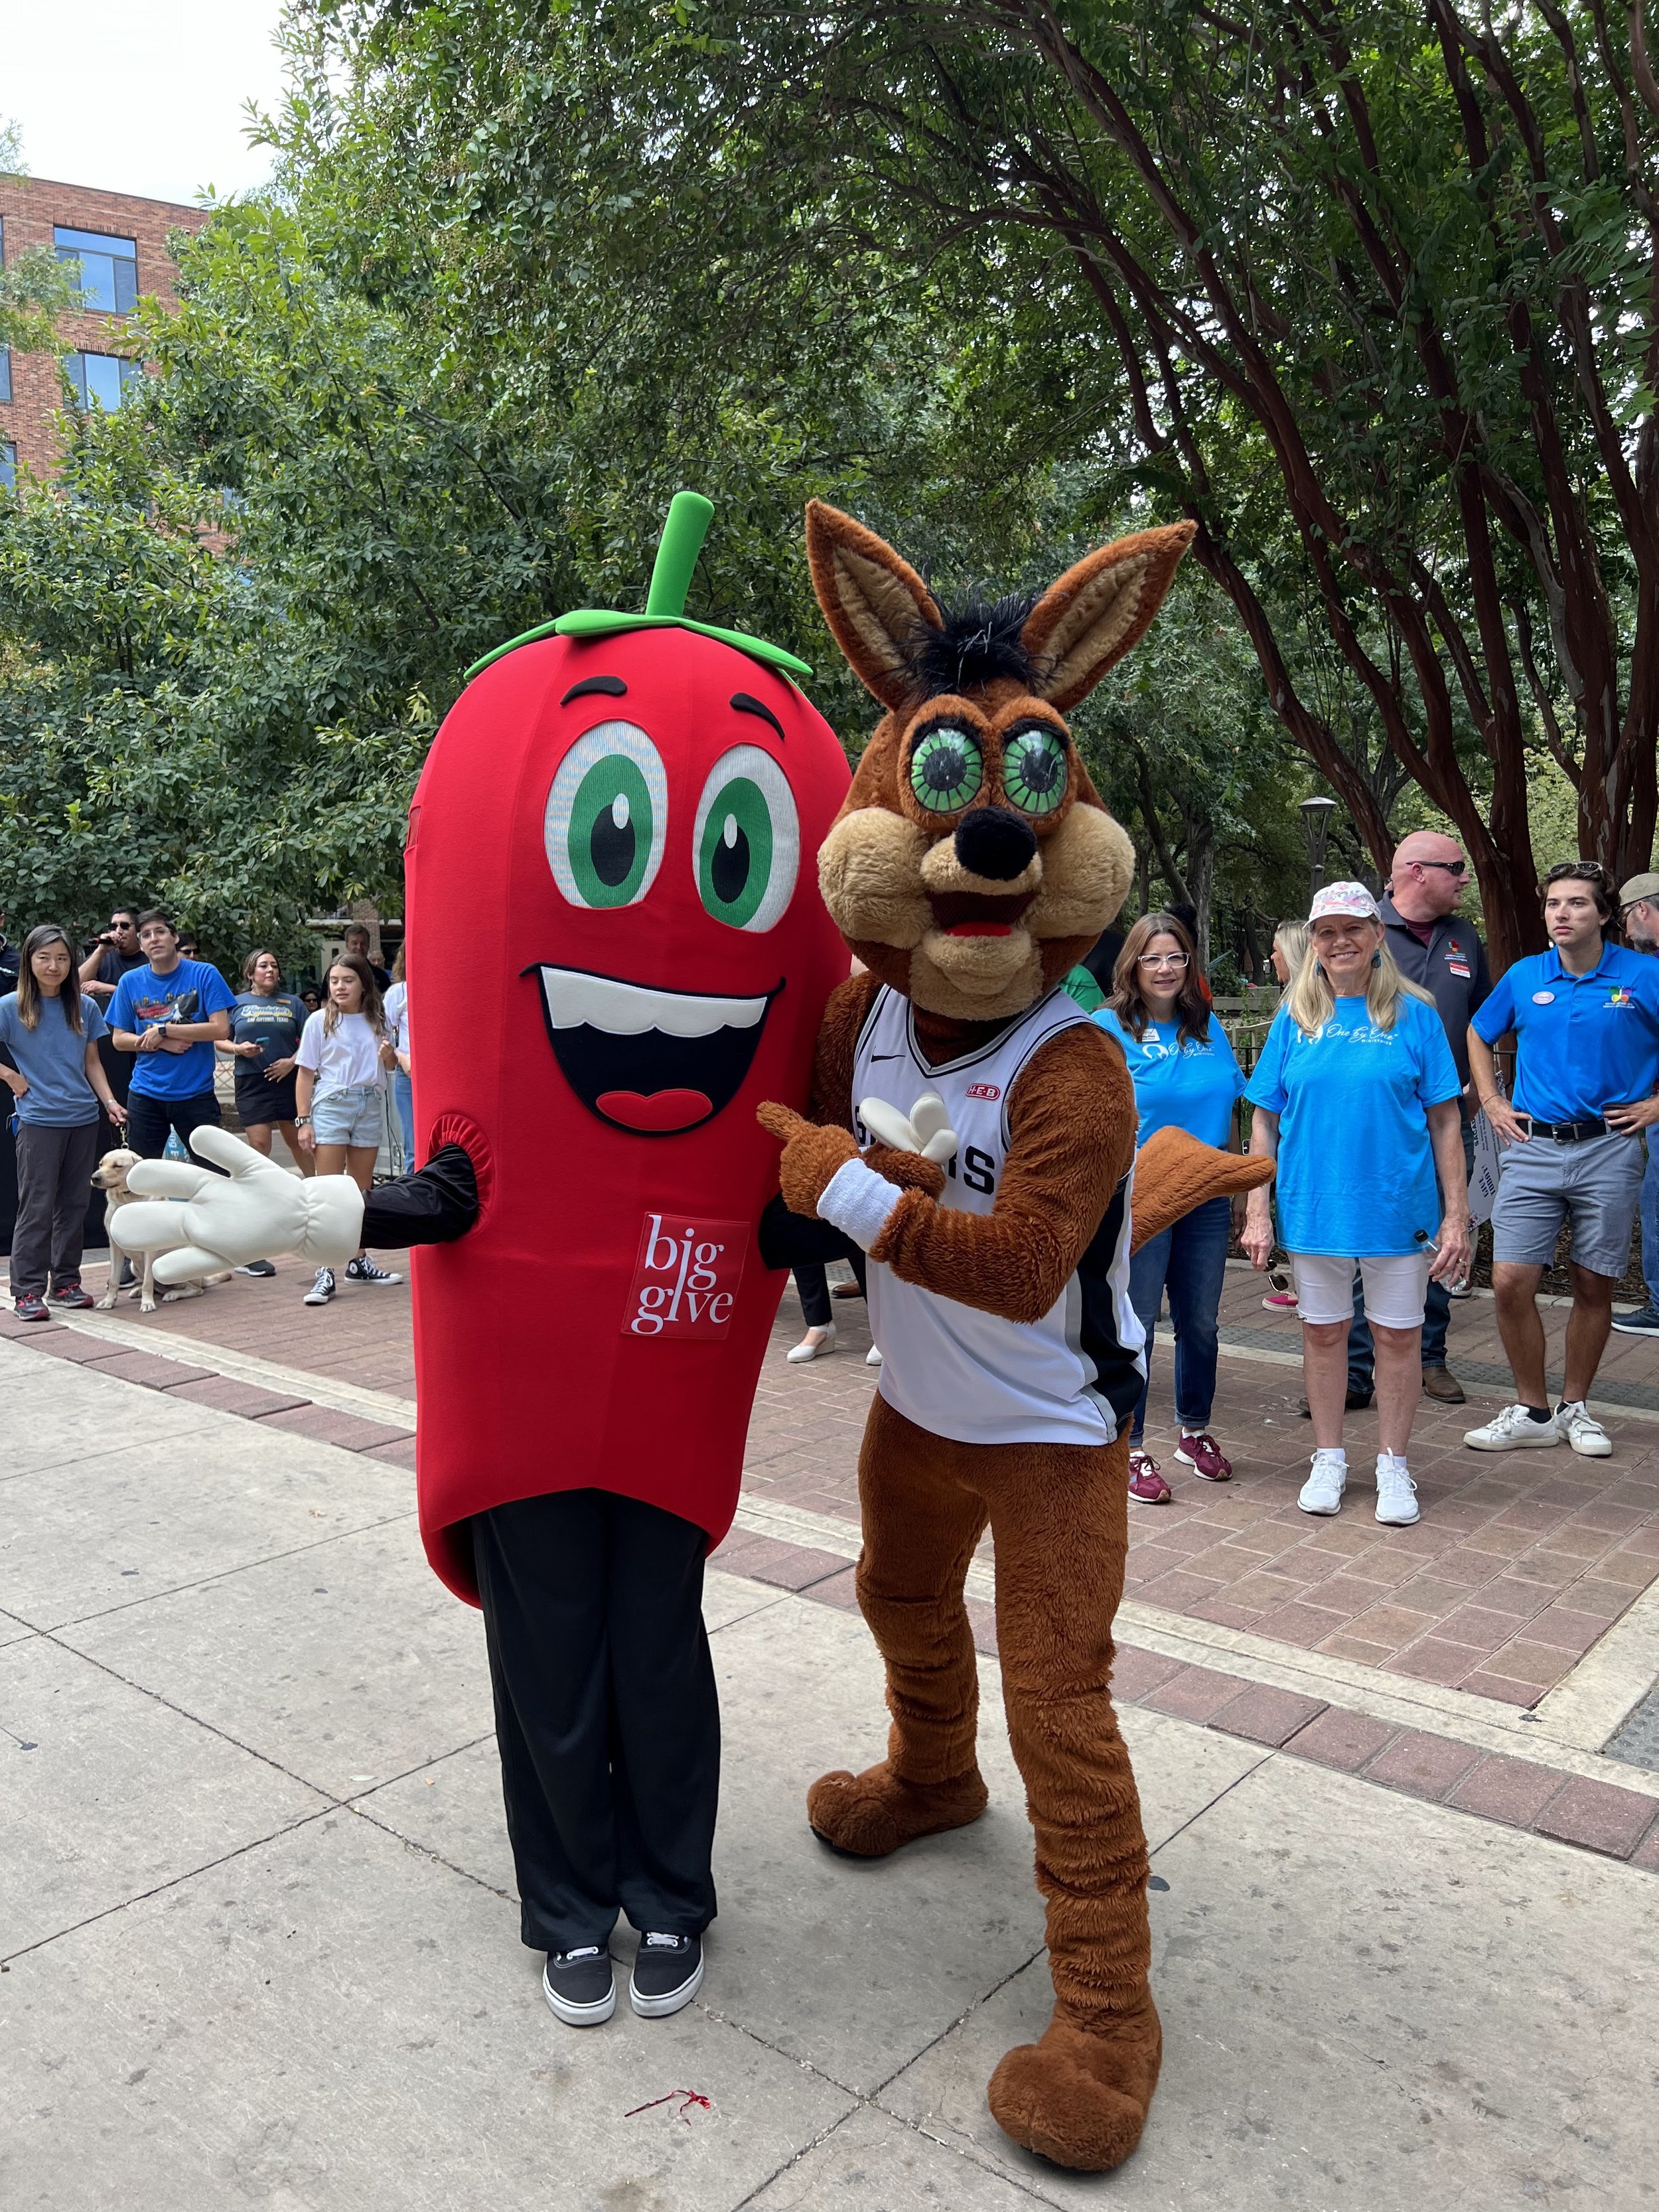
125;1088;222;1167
795;1250;868;1327
11;1120;102;1297
471;1489;720;1953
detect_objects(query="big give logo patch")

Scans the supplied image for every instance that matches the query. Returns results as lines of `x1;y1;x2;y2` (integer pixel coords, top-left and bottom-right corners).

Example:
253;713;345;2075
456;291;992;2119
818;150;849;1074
625;1211;748;1338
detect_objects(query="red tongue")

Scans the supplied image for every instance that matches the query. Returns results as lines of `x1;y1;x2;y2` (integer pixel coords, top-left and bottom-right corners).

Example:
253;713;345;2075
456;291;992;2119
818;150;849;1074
946;922;1013;938
597;1088;713;1132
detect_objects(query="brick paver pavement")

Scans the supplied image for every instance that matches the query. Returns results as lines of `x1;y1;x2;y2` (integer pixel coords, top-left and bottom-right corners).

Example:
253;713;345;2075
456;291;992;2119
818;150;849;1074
40;1244;1659;1711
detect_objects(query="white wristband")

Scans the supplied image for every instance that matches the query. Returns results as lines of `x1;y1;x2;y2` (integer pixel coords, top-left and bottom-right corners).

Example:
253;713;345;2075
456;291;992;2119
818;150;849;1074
818;1156;904;1253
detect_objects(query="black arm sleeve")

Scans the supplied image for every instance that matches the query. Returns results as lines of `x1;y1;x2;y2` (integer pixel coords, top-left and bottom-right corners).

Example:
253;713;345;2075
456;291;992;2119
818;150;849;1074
757;1191;864;1272
360;1142;479;1248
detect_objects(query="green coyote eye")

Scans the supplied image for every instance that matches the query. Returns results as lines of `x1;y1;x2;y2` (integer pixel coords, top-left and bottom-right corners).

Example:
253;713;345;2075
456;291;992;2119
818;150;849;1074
1003;726;1068;816
909;725;983;814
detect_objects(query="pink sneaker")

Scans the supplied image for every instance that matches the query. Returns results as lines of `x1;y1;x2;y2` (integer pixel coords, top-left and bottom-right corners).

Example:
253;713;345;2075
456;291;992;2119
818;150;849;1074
1175;1430;1232;1481
1262;1289;1299;1311
1128;1449;1172;1505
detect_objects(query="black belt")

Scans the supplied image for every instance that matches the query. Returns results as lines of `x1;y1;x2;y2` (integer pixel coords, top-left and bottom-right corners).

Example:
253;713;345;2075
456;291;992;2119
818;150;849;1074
1523;1116;1608;1142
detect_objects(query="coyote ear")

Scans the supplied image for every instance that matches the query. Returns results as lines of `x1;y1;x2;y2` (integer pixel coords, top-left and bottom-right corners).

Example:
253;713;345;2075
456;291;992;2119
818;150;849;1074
806;500;942;709
1022;522;1196;711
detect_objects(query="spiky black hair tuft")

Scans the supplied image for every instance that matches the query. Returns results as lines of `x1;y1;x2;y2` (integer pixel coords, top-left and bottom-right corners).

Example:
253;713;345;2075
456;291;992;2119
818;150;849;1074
908;590;1043;698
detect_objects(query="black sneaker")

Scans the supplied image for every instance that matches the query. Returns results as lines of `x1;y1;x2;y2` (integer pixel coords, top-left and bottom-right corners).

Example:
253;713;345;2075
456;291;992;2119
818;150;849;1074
303;1267;335;1307
1295;1389;1374;1418
629;1932;703;2018
47;1279;95;1309
236;1259;277;1279
12;1291;48;1322
1612;1306;1659;1338
345;1256;403;1286
542;1945;615;2027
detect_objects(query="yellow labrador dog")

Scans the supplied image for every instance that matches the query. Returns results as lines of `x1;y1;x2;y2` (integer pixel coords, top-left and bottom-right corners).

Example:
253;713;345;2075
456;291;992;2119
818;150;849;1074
92;1147;232;1315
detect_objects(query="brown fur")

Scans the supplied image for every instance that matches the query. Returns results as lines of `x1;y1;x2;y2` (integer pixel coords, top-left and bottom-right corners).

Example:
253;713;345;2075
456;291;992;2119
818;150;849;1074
765;504;1263;2174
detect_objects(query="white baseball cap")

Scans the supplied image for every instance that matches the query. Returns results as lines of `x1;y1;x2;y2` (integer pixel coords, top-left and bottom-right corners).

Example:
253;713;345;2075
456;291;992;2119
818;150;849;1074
1308;880;1380;925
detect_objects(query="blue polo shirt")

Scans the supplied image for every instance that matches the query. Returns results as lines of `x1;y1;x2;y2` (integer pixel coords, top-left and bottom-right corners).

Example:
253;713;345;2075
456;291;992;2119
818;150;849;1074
1471;944;1659;1122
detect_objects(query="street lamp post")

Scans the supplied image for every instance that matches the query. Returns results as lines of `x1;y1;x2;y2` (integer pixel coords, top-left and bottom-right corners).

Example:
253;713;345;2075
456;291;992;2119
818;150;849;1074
1299;796;1338;906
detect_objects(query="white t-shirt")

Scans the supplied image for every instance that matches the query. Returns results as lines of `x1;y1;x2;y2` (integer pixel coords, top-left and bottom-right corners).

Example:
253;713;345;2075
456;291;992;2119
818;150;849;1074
295;1009;386;1092
382;981;409;1053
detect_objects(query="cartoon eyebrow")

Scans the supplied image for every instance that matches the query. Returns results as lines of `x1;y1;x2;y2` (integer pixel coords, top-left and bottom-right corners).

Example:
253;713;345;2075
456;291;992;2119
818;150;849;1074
731;692;785;741
561;675;628;704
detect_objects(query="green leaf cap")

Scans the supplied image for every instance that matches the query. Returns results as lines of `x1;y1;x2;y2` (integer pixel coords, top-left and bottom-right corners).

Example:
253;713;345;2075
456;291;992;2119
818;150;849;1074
463;491;813;684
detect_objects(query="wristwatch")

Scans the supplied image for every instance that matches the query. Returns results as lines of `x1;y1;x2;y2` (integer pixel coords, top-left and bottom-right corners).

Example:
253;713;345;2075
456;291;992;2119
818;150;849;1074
295;1116;313;1126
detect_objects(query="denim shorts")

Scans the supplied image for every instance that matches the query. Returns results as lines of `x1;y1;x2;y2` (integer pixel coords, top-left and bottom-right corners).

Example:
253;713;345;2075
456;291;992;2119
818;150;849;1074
310;1081;385;1149
1490;1129;1644;1278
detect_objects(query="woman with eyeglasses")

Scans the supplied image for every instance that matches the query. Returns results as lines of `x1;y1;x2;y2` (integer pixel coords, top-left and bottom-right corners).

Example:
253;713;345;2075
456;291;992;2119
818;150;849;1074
1240;883;1472;1527
1096;912;1247;1504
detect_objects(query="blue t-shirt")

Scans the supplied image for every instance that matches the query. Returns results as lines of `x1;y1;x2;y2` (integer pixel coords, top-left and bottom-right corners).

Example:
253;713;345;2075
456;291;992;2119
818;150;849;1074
1246;994;1461;1256
108;958;236;1101
1471;944;1659;1122
0;992;108;1126
1094;1008;1246;1151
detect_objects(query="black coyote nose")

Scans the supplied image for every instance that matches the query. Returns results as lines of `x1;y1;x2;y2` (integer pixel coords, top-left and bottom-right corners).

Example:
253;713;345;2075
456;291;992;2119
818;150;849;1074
954;806;1037;882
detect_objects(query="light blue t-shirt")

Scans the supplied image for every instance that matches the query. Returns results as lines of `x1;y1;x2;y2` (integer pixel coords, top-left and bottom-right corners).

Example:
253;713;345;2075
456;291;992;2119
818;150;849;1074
108;958;236;1101
1094;1008;1246;1151
1245;994;1461;1257
0;991;108;1127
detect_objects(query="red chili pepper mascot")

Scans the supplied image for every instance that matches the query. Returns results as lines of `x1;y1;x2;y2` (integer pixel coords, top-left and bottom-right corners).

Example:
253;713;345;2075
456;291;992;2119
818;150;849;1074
755;504;1271;2173
114;494;852;2031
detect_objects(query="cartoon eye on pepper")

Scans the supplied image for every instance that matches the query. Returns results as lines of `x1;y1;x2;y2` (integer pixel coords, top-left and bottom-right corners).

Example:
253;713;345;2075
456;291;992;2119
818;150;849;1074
111;496;853;2013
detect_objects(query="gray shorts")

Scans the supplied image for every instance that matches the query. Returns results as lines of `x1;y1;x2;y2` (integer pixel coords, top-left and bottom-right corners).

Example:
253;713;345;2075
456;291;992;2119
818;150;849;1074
1490;1129;1644;1278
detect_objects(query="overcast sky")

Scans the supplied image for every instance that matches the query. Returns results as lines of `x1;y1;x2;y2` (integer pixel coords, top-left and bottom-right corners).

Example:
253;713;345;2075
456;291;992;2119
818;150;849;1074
1;0;291;206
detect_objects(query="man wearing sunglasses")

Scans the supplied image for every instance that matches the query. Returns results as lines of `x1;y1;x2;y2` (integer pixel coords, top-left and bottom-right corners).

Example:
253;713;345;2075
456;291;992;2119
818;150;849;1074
1338;833;1490;1409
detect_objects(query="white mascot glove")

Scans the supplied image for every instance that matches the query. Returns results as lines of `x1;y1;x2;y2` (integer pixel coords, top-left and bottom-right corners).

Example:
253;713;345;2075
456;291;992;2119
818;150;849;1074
857;1090;959;1165
118;1126;366;1282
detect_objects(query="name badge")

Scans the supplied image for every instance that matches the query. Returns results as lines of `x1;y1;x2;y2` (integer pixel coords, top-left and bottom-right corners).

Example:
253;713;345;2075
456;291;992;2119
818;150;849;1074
1532;990;1555;1004
1448;962;1471;978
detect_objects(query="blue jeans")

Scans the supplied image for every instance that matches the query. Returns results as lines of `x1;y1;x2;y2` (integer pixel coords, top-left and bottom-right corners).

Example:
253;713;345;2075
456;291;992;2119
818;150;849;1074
1127;1196;1230;1443
1348;1115;1475;1390
393;1068;416;1169
1641;1135;1659;1315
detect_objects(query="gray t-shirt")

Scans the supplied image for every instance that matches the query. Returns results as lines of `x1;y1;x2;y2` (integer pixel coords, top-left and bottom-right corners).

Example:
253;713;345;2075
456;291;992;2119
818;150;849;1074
0;992;108;1126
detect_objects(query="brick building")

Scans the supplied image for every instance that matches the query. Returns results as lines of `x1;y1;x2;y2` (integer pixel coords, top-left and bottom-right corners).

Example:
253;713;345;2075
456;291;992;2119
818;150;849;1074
0;175;202;490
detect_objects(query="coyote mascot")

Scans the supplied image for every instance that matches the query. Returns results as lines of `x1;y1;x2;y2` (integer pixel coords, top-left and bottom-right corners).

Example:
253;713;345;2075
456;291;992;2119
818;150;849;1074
758;504;1269;2172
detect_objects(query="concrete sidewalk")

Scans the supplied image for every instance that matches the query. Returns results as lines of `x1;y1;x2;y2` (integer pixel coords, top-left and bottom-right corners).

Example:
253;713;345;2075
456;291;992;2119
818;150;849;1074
4;1337;1656;2209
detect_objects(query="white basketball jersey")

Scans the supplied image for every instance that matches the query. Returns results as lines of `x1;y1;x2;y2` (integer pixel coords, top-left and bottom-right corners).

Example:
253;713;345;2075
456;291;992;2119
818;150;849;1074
852;986;1145;1447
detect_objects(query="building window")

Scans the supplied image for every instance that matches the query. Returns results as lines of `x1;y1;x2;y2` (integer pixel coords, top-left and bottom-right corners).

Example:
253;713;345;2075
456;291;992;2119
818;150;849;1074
54;226;139;315
0;347;10;406
1;442;17;493
66;352;139;411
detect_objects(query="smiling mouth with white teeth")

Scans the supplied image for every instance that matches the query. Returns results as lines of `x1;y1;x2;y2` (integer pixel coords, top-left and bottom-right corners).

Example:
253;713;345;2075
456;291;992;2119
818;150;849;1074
529;965;784;1135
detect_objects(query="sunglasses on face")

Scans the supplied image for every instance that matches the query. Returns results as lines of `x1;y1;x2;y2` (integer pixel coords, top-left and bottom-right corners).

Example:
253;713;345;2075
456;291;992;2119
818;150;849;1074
1413;859;1469;877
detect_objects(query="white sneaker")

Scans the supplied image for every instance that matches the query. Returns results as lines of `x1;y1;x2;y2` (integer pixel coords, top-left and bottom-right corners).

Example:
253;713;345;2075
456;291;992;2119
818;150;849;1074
1463;1402;1561;1451
866;1344;883;1367
1557;1400;1613;1458
1374;1454;1420;1526
1298;1449;1346;1515
786;1323;836;1364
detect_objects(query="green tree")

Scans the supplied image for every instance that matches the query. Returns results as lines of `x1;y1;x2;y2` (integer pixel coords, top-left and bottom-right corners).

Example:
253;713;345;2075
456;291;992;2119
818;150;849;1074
305;0;1658;965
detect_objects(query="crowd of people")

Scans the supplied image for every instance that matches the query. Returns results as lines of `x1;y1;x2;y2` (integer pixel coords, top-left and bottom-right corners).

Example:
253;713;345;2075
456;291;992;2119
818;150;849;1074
7;847;1659;1530
774;839;1659;1533
0;906;409;1317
